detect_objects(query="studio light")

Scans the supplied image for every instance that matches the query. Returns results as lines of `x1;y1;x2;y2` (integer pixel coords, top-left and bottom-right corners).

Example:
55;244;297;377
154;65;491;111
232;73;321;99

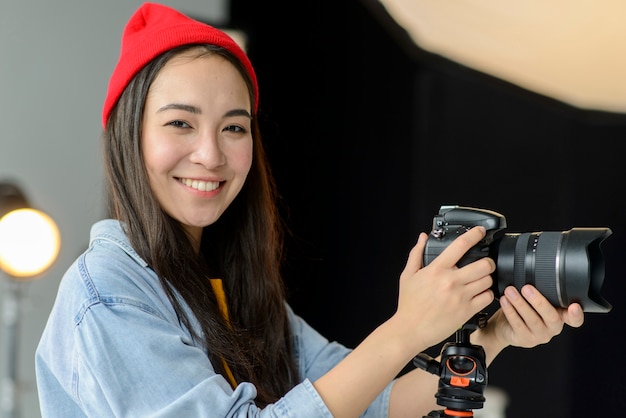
0;181;60;418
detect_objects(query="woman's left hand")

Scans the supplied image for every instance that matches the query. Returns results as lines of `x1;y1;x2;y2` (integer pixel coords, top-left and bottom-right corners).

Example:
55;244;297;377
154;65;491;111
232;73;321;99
473;284;585;363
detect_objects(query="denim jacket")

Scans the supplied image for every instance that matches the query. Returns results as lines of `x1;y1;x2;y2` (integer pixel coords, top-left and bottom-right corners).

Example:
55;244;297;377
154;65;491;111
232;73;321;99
35;220;393;417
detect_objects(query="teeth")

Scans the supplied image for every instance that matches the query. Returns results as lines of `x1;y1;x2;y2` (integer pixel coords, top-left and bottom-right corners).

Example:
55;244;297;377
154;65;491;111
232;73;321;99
180;178;219;192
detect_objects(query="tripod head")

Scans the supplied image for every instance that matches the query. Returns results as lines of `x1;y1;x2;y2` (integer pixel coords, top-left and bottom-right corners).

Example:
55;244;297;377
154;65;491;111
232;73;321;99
413;313;489;418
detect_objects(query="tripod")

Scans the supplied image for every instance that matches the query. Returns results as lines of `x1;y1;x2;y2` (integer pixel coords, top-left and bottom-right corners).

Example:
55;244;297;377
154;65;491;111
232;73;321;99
413;313;489;418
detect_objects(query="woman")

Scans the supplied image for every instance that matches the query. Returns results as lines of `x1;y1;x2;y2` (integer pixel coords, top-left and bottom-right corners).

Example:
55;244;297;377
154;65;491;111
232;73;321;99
35;3;584;417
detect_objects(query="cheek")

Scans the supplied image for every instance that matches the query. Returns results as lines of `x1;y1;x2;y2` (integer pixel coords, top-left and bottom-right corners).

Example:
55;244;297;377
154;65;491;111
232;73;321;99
230;141;254;177
142;140;179;183
243;148;254;174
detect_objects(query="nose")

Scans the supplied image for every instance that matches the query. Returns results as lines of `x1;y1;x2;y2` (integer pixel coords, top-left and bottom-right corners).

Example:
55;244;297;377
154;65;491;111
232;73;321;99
189;132;226;168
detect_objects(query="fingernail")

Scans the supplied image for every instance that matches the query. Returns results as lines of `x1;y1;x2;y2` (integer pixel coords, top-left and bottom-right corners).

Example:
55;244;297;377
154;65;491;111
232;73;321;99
505;286;519;300
522;285;535;299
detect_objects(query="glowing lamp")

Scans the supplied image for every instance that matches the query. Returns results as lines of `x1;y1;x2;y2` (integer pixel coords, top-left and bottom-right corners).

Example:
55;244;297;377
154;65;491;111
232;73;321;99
0;208;61;278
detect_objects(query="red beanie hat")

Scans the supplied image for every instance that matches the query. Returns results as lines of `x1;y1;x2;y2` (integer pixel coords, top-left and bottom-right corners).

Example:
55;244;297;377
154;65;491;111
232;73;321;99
102;2;258;128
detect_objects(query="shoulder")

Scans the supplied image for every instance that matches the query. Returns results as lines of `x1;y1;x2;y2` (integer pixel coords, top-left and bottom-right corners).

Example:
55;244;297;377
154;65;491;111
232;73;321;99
85;219;149;272
57;219;172;323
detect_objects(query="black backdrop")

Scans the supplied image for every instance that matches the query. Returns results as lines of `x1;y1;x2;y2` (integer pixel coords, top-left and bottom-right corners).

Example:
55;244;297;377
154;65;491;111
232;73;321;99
230;1;626;416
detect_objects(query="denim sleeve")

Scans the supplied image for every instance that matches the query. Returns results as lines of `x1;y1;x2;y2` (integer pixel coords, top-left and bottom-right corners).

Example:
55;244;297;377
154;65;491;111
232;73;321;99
287;305;393;418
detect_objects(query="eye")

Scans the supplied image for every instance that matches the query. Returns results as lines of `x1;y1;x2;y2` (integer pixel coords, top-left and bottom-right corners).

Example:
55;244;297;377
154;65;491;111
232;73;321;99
167;120;191;129
223;124;247;134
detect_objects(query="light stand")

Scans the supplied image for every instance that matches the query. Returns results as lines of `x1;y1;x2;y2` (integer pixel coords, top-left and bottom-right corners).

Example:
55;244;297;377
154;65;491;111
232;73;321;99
0;182;60;418
0;277;21;418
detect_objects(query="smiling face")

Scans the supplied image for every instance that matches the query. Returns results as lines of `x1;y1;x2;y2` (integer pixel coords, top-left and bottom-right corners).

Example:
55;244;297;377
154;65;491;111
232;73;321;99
141;49;253;246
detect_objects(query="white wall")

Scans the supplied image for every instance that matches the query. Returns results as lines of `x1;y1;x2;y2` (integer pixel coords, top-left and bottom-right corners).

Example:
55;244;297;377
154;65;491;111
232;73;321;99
0;1;227;416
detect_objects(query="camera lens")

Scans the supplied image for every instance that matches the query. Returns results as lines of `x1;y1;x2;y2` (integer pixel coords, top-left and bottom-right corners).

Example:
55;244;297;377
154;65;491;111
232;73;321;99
492;228;612;313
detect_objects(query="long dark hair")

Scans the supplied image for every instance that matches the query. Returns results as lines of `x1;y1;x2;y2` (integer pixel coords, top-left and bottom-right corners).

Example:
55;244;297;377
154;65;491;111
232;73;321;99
103;44;298;406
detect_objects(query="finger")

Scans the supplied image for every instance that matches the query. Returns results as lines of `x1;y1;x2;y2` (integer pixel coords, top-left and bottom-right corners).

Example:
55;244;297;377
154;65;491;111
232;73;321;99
460;257;496;284
520;288;584;329
519;285;563;331
468;278;496;309
448;259;496;309
498;286;552;348
498;292;529;336
404;232;429;273
429;226;486;267
511;285;570;346
502;286;546;331
563;303;584;328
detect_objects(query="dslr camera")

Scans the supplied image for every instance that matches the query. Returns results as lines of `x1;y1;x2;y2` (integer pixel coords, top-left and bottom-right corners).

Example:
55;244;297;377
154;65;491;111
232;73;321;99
423;205;612;313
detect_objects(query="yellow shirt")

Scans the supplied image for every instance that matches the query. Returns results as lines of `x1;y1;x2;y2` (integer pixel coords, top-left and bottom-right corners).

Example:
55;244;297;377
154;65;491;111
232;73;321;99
209;279;237;388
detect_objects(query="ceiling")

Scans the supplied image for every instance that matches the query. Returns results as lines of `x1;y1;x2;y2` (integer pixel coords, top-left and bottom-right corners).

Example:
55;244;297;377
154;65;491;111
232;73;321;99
376;0;626;114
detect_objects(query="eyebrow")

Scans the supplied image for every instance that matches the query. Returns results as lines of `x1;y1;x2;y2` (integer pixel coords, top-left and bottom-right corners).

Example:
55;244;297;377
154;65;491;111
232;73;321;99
156;104;252;119
157;103;201;114
225;109;252;119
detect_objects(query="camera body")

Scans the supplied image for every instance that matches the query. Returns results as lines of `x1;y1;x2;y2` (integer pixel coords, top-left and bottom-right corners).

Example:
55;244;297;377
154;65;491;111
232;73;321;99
423;205;612;313
423;205;506;268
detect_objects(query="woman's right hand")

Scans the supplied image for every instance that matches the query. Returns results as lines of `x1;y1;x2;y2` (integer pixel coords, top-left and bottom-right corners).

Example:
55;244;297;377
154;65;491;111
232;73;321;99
392;226;496;354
